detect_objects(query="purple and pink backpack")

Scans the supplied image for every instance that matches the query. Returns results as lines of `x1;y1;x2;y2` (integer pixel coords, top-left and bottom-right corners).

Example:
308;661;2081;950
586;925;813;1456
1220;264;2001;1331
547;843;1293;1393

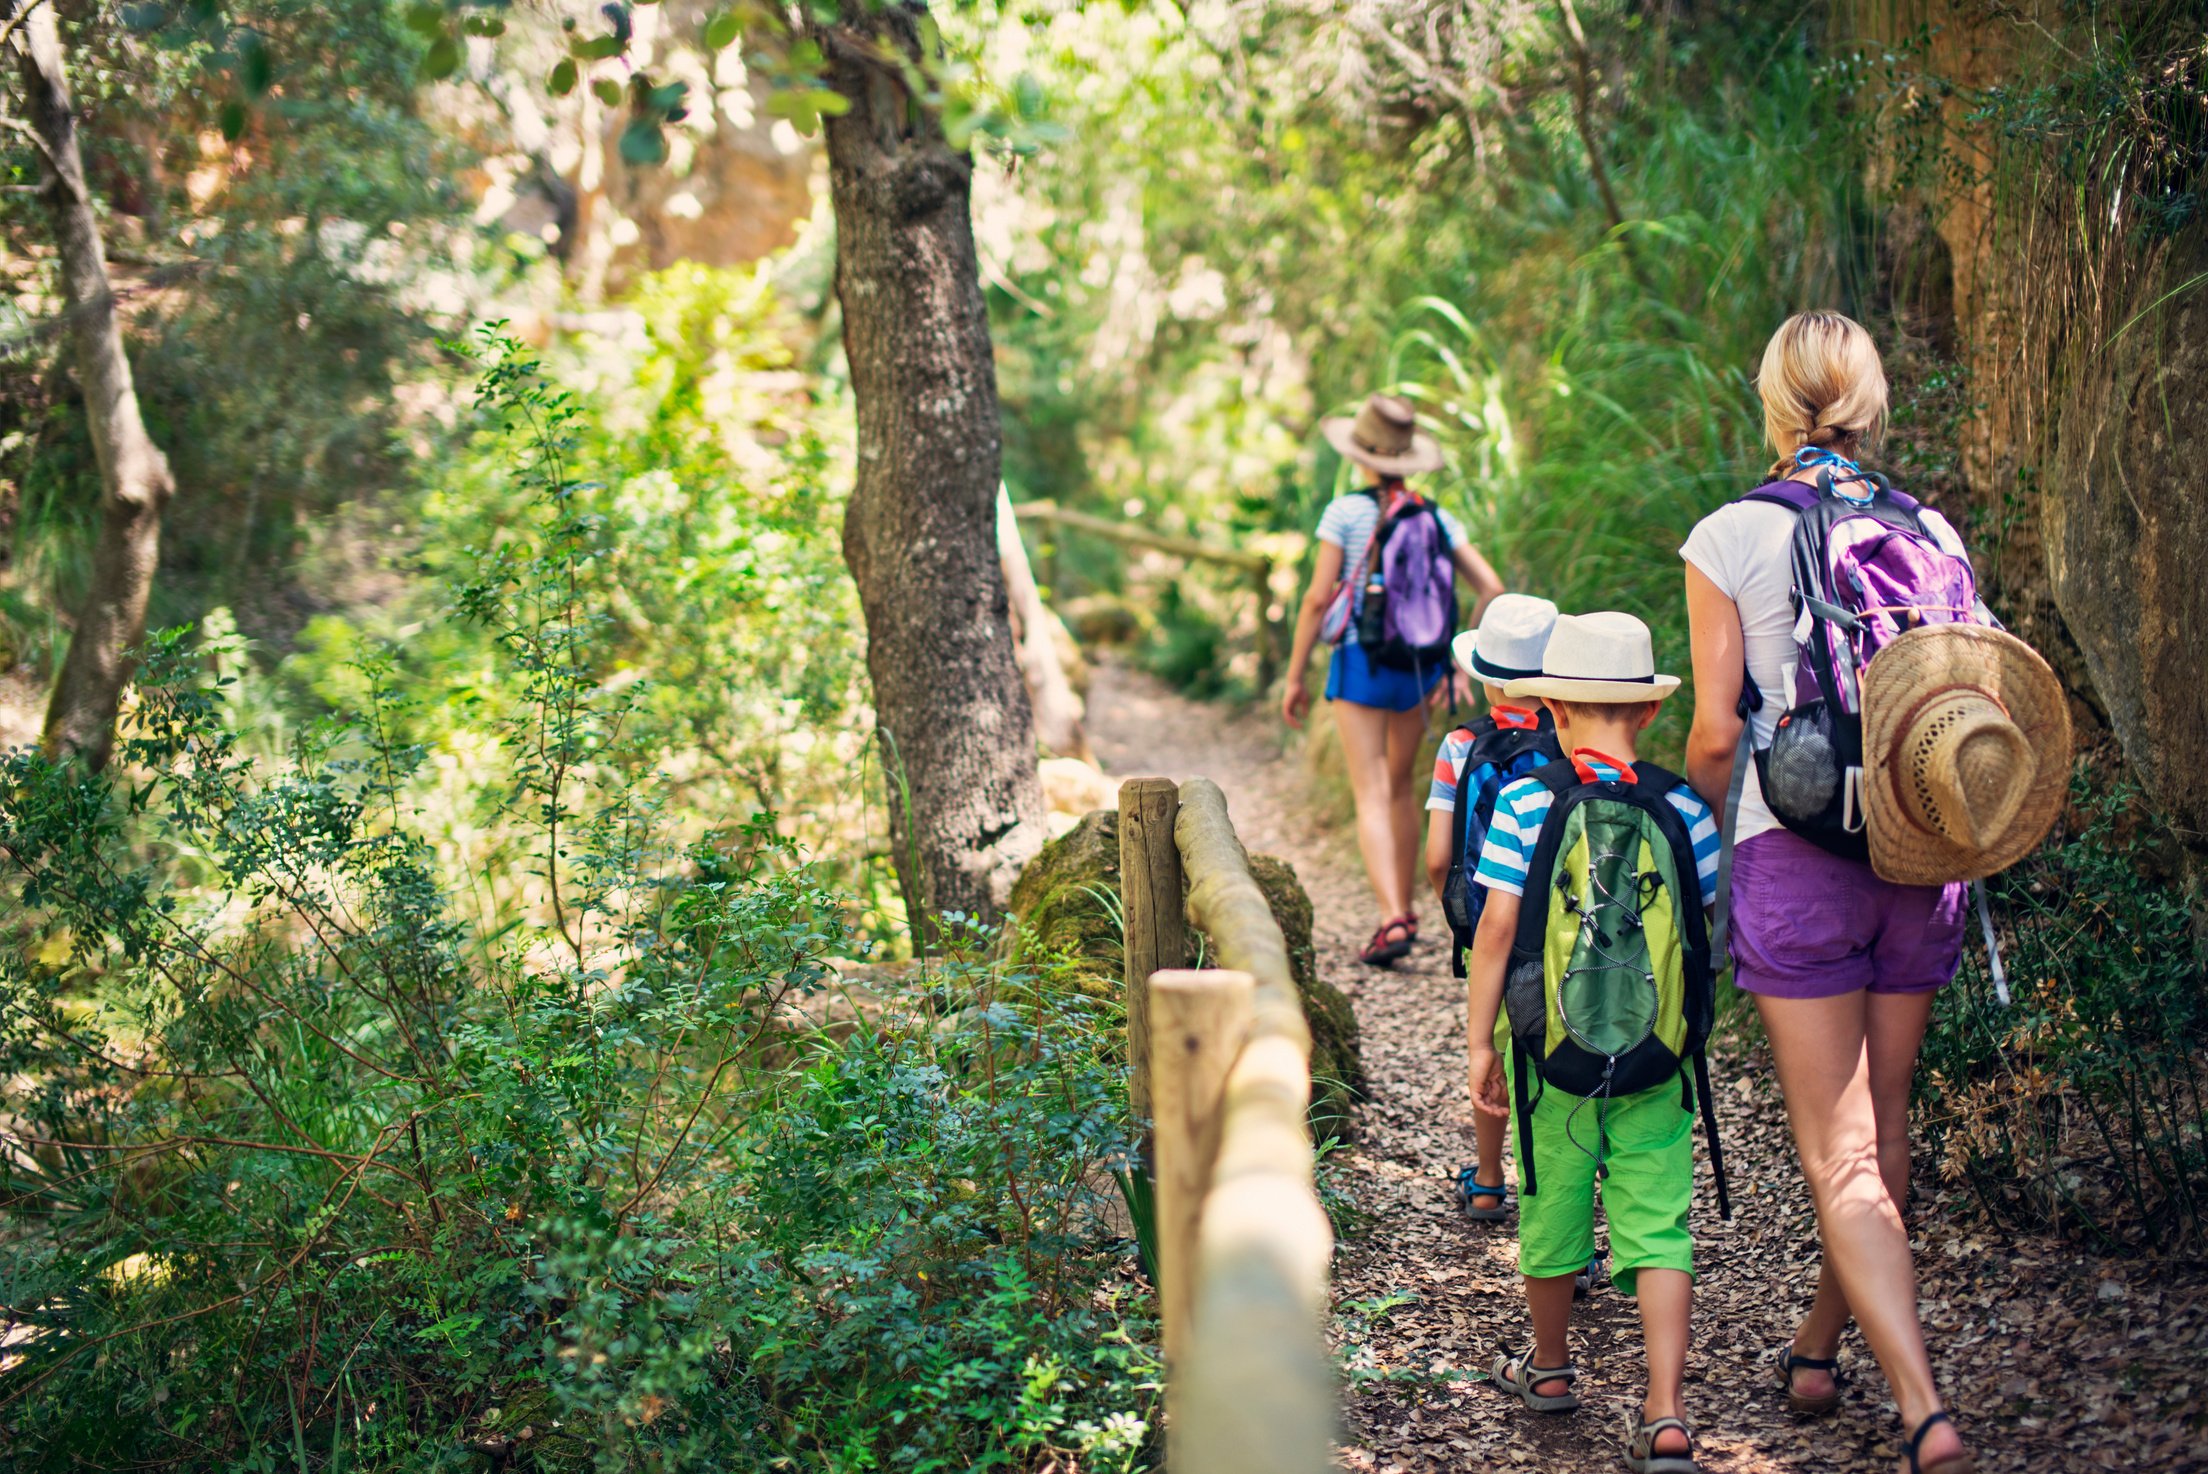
1737;450;1992;863
1351;487;1457;673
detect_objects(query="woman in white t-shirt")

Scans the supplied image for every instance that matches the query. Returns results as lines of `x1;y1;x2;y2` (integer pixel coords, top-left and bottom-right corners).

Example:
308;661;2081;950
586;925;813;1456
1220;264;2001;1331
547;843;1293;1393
1681;314;1973;1474
1282;394;1504;967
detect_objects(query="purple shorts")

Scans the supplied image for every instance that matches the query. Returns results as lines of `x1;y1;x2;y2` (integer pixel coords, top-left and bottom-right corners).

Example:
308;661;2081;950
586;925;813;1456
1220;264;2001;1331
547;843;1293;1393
1729;829;1966;1000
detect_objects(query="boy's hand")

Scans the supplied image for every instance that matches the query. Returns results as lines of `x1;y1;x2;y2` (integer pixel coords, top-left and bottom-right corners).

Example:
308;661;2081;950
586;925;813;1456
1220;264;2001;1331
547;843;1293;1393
1467;1046;1509;1119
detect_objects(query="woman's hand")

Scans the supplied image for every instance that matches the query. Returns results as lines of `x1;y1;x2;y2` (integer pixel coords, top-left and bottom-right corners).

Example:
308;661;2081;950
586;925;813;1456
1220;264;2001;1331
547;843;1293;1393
1282;677;1312;729
1433;670;1472;711
1468;1046;1509;1118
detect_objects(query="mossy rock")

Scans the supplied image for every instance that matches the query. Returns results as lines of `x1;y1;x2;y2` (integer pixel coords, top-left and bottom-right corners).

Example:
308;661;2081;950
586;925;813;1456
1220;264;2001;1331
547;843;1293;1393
1005;808;1122;1002
1006;810;1365;1138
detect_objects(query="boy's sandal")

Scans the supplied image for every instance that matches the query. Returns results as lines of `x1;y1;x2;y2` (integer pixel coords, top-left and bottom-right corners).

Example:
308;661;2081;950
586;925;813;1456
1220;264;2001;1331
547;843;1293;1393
1452;1168;1512;1221
1776;1345;1846;1415
1902;1411;1975;1474
1357;916;1415;967
1490;1348;1578;1413
1624;1414;1698;1474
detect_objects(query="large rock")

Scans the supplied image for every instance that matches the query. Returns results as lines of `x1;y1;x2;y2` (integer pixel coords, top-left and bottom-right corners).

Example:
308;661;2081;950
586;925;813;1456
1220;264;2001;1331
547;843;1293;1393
1007;808;1365;1136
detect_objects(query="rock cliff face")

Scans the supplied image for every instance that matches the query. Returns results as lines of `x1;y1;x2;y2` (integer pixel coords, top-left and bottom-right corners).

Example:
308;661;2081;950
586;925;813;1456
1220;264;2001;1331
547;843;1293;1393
1842;0;2208;890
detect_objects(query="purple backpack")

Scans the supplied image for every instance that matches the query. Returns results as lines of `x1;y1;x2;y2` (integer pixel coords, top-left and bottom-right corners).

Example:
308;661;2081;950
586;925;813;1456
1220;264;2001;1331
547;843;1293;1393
1738;457;1989;862
1353;489;1457;672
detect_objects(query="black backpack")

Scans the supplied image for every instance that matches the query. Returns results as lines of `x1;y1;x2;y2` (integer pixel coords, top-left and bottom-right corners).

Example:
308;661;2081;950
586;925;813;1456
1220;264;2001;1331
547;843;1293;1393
1441;713;1563;978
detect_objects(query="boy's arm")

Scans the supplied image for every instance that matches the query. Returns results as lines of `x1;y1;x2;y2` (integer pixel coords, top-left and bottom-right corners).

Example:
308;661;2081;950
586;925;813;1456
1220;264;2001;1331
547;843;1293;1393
1464;889;1520;1118
1424;809;1453;902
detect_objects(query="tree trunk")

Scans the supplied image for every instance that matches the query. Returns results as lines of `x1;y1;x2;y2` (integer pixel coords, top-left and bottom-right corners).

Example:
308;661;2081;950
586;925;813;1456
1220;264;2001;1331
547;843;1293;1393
996;485;1090;762
816;2;1046;924
11;1;175;769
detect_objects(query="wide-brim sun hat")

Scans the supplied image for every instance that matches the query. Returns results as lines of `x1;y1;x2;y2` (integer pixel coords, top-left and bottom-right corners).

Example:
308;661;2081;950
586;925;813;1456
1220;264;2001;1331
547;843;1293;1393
1321;393;1445;477
1503;611;1682;704
1862;624;2072;886
1452;593;1559;684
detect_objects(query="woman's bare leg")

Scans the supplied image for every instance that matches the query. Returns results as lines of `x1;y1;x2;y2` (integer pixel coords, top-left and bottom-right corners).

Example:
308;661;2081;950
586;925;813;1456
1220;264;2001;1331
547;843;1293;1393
1332;699;1412;919
1789;989;1937;1395
1384;702;1429;917
1758;992;1967;1470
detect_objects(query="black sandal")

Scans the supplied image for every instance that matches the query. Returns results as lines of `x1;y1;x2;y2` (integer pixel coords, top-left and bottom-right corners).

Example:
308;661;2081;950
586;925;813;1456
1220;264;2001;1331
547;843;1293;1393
1776;1345;1844;1414
1902;1411;1974;1474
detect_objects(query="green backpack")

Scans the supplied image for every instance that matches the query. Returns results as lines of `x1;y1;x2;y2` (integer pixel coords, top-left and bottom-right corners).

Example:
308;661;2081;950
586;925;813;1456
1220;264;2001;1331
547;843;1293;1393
1502;759;1731;1218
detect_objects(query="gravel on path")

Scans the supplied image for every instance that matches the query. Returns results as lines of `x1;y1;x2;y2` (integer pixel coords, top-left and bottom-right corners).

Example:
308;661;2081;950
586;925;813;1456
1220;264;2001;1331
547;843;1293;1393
1084;662;2207;1474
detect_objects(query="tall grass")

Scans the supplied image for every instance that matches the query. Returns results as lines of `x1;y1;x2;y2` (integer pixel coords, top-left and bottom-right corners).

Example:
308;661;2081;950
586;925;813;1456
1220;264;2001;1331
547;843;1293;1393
1281;54;1883;767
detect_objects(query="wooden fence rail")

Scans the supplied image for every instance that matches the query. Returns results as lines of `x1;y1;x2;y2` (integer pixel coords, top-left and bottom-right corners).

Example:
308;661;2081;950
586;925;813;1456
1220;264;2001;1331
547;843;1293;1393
1016;500;1289;692
1120;777;1335;1474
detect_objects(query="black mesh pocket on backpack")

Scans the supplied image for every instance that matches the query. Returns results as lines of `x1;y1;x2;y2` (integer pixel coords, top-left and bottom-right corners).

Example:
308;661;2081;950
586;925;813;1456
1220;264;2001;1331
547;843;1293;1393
1764;704;1842;824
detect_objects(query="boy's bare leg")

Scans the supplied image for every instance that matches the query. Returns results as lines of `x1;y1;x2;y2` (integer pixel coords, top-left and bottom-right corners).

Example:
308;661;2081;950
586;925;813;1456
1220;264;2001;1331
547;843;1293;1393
1634;1268;1694;1456
1467;1108;1508;1208
1525;1271;1576;1394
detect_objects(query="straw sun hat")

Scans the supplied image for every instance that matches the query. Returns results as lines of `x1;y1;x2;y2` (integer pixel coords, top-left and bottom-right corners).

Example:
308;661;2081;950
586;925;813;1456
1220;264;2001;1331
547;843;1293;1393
1321;393;1445;477
1862;625;2073;886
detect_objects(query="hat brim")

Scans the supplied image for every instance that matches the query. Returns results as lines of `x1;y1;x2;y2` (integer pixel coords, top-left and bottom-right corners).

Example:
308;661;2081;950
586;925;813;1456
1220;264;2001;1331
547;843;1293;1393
1862;625;2072;886
1503;674;1681;703
1452;630;1542;684
1320;416;1445;476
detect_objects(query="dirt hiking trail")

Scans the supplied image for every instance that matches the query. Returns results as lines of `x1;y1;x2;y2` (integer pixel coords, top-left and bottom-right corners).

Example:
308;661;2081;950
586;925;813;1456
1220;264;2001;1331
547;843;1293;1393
1084;663;2206;1474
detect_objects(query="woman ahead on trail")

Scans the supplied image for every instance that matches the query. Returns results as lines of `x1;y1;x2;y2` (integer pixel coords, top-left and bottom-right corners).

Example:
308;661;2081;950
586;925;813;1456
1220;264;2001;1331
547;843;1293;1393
1282;393;1504;967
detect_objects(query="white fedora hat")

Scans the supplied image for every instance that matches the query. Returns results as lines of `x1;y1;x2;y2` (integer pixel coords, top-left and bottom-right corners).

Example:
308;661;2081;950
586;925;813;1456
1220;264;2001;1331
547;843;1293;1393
1452;593;1559;684
1503;611;1681;704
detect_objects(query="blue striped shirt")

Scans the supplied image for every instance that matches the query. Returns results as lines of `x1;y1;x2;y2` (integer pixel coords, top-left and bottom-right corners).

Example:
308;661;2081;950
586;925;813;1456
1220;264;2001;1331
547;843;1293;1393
1474;758;1720;908
1315;492;1469;645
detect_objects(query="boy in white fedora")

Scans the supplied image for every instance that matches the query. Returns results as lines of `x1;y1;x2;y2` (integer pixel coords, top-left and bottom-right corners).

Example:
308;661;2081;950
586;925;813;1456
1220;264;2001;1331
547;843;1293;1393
1462;611;1724;1474
1425;594;1564;1224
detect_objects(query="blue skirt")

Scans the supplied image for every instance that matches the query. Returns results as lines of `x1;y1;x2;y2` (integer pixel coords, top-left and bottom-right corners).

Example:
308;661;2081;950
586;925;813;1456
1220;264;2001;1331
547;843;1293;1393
1324;642;1446;713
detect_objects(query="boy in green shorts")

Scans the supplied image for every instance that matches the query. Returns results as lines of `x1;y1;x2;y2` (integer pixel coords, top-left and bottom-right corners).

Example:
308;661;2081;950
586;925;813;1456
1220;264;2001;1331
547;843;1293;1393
1461;612;1723;1474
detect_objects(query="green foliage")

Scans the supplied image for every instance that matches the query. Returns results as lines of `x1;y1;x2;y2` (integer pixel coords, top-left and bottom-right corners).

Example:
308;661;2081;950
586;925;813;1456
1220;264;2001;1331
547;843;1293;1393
1916;772;2208;1252
0;346;1154;1470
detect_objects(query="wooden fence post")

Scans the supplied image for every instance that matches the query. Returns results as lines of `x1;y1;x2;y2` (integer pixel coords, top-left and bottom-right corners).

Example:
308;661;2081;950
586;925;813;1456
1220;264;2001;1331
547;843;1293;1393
1146;969;1254;1402
1119;777;1184;1119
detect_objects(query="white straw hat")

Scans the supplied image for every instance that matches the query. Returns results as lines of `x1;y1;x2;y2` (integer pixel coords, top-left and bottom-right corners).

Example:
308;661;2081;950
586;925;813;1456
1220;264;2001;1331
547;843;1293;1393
1862;625;2072;885
1319;393;1445;476
1452;594;1559;683
1503;612;1681;704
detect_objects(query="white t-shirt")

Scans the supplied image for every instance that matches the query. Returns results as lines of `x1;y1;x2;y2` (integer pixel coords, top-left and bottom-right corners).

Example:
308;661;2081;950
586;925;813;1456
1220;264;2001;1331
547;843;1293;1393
1678;492;1968;845
1315;491;1469;645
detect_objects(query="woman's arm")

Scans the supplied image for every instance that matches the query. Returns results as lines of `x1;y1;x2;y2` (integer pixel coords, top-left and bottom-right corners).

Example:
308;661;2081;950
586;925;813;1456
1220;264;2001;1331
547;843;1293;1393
1451;540;1506;627
1684;561;1748;818
1282;539;1345;729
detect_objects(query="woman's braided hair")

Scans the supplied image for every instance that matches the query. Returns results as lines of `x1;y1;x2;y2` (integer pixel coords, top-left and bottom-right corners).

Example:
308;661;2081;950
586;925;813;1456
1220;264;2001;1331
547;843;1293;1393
1757;311;1889;478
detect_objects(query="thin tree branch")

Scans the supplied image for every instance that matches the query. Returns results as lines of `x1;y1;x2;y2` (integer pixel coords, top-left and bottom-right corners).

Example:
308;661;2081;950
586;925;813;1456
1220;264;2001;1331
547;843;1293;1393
1556;0;1649;293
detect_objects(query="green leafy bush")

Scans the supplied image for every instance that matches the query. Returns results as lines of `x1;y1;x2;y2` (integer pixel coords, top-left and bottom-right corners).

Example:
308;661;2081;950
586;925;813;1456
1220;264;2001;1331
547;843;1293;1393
0;345;1154;1470
1917;771;2208;1251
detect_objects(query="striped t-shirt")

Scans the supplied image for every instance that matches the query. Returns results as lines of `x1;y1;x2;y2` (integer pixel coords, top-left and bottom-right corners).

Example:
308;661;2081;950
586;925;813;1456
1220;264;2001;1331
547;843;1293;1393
1315;491;1469;645
1473;755;1721;908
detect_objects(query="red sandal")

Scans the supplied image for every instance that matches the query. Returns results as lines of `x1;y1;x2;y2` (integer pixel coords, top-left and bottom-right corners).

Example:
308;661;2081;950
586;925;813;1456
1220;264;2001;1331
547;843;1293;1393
1358;914;1416;967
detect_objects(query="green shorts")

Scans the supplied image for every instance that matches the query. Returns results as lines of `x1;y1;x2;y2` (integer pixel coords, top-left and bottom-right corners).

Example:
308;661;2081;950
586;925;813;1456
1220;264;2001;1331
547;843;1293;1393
1506;1054;1695;1297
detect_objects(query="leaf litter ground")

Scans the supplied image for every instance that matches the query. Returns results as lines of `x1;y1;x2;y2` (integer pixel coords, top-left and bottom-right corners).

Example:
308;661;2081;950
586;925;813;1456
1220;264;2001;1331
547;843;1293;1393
1085;664;2208;1473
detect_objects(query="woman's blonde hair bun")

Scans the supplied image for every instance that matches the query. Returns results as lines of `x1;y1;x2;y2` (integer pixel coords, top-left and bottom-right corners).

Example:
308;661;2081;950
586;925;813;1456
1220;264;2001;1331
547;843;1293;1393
1758;311;1889;476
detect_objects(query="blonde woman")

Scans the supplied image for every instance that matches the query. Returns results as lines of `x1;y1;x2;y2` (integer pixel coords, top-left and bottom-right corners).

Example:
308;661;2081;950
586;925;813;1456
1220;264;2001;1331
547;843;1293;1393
1680;314;1974;1474
1283;394;1504;966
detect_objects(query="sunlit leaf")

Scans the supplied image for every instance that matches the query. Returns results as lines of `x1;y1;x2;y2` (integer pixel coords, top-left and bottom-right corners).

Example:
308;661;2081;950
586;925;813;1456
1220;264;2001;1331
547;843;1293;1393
464;15;506;38
404;2;445;37
423;36;463;81
571;34;624;60
704;11;741;50
218;99;248;140
120;2;169;31
548;58;579;96
593;78;624;108
618;119;668;166
241;35;273;95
